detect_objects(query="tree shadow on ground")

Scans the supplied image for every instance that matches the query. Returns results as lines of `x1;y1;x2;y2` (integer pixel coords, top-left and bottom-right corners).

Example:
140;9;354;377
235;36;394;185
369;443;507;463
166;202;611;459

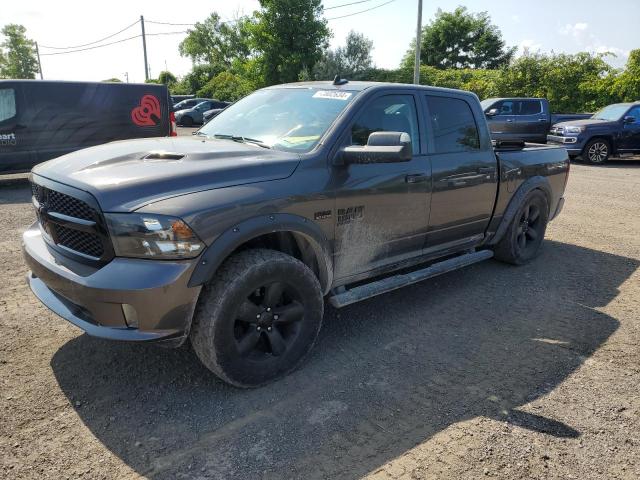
51;240;636;479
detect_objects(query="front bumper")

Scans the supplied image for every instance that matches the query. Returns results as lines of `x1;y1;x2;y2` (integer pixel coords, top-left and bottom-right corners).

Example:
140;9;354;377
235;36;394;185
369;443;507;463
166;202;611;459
547;135;584;155
23;222;202;344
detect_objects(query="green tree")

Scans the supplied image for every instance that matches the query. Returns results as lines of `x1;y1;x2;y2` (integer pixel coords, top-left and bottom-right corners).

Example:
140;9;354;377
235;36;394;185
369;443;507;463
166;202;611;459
496;52;614;112
612;49;640;102
312;30;373;80
179;13;252;71
157;70;177;87
250;0;330;84
0;24;39;79
402;7;515;70
197;71;255;101
102;77;123;82
174;64;222;95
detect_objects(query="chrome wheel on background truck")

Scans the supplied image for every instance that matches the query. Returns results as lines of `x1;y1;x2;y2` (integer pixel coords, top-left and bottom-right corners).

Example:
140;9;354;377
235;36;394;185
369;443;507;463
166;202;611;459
583;138;610;164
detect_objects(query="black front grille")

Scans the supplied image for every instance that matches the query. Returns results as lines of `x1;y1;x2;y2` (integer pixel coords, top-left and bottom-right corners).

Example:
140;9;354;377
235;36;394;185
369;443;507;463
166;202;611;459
47;190;96;221
31;181;111;261
54;224;105;258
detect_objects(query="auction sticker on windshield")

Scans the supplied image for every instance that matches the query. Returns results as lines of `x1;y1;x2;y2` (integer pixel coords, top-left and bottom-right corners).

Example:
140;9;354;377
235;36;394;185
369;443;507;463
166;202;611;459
312;91;352;100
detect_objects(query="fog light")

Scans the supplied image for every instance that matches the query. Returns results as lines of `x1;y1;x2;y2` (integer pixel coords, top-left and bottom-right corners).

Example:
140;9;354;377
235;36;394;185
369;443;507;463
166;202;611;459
122;304;139;328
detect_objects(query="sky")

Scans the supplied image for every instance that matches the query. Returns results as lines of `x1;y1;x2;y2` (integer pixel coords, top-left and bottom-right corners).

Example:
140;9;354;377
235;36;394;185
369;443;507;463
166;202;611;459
5;0;640;84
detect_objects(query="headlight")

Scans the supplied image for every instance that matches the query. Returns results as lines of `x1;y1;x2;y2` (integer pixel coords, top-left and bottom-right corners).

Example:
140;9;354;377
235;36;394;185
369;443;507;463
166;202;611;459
105;213;205;259
564;126;585;134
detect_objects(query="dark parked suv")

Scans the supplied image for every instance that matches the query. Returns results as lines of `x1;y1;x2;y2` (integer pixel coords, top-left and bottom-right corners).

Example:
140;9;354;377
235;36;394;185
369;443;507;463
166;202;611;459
548;102;640;163
23;81;569;387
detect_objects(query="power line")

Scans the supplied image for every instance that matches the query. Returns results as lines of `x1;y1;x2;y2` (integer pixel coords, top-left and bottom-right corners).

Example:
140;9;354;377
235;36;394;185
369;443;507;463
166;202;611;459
145;20;195;26
324;0;374;11
39;31;188;56
146;16;248;27
326;0;396;20
39;19;140;50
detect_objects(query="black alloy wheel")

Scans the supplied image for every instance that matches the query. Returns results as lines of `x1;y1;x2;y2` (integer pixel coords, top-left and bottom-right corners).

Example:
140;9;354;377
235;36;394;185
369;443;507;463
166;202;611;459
233;282;305;359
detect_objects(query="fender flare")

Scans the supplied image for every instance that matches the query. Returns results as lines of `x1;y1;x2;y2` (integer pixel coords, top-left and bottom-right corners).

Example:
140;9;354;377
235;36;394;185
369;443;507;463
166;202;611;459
487;176;552;246
188;213;333;293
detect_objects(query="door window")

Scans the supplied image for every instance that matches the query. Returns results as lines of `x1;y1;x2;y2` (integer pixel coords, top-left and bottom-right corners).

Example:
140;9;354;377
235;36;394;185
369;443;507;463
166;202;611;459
626;107;640;123
426;96;480;153
0;89;16;123
494;100;517;115
351;95;420;154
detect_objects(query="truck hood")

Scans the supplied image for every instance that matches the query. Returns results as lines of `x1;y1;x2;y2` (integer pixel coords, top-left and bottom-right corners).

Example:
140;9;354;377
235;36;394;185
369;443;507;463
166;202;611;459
554;118;616;129
32;136;300;212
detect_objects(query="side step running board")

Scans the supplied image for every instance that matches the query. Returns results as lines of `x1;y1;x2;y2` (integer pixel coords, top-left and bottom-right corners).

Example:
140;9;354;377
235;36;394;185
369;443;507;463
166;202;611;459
328;250;494;308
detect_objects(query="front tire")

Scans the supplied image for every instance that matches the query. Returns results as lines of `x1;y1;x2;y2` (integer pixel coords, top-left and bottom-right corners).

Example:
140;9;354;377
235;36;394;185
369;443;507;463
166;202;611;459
181;116;194;127
582;138;610;164
190;249;324;388
493;190;549;265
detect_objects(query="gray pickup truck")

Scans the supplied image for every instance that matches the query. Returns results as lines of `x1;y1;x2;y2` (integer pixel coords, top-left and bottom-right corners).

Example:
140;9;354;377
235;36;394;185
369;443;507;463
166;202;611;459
481;97;591;143
23;81;570;387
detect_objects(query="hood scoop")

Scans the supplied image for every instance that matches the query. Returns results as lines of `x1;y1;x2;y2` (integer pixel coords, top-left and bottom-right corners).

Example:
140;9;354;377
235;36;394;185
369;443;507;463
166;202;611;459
143;151;185;161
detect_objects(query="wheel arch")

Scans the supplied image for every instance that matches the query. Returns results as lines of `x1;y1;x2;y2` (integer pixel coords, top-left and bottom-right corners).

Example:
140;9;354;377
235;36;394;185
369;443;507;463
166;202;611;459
188;213;334;294
487;176;552;246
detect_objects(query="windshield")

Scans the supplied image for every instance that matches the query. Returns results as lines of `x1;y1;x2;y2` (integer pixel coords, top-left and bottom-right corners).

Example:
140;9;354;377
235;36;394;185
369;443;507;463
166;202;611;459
592;104;630;121
199;88;357;152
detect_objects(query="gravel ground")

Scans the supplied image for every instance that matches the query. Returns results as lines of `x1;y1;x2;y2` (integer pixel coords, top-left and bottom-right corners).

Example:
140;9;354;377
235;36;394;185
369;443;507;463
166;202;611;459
1;159;639;479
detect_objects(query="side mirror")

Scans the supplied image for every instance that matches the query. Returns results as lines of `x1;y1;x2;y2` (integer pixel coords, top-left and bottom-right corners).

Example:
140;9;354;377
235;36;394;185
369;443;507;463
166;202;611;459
623;116;636;124
338;131;412;165
485;108;499;117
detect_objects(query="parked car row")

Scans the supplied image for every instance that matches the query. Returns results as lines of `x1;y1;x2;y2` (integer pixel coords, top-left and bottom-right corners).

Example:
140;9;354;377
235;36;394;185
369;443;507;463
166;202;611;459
481;97;591;144
173;99;231;126
482;96;640;163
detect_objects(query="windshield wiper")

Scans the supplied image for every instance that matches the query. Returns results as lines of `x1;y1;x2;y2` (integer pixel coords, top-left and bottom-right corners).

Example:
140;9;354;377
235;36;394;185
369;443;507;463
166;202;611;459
213;133;271;149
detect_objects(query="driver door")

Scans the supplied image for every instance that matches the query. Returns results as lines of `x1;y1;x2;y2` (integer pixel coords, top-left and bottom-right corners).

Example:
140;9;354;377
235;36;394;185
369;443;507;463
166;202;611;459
619;106;640;152
331;92;431;280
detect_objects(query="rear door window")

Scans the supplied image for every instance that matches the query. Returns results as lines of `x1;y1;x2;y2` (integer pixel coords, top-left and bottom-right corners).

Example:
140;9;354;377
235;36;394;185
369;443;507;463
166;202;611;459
425;96;480;153
520;100;543;115
0;89;16;123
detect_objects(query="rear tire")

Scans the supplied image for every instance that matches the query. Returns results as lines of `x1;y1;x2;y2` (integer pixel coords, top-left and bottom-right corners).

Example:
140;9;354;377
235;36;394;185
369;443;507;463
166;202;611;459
493;190;549;265
582;138;610;164
190;249;324;388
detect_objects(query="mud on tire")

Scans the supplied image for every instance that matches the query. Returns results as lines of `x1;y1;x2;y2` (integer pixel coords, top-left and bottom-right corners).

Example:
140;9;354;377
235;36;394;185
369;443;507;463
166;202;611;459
190;248;324;388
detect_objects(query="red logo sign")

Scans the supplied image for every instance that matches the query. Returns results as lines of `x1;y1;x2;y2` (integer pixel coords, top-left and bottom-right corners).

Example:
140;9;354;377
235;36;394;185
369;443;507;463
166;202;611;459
131;94;161;126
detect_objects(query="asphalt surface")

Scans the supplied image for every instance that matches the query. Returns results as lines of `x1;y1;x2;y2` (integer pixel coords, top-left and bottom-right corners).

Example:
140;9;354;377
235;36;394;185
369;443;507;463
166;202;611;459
1;158;639;479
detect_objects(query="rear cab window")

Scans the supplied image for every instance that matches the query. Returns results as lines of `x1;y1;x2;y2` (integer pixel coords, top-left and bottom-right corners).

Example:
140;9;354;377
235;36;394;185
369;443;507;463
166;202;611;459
0;88;17;123
520;100;543;115
425;96;480;153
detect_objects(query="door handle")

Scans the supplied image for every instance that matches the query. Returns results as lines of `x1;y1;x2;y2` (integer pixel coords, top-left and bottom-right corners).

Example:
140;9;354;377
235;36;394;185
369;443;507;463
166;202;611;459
405;173;428;184
506;119;514;123
538;119;547;122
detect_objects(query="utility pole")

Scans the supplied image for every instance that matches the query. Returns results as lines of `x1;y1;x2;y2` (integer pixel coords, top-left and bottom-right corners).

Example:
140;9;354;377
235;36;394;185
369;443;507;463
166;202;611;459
35;41;43;79
140;15;149;81
413;0;423;84
124;72;129;83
